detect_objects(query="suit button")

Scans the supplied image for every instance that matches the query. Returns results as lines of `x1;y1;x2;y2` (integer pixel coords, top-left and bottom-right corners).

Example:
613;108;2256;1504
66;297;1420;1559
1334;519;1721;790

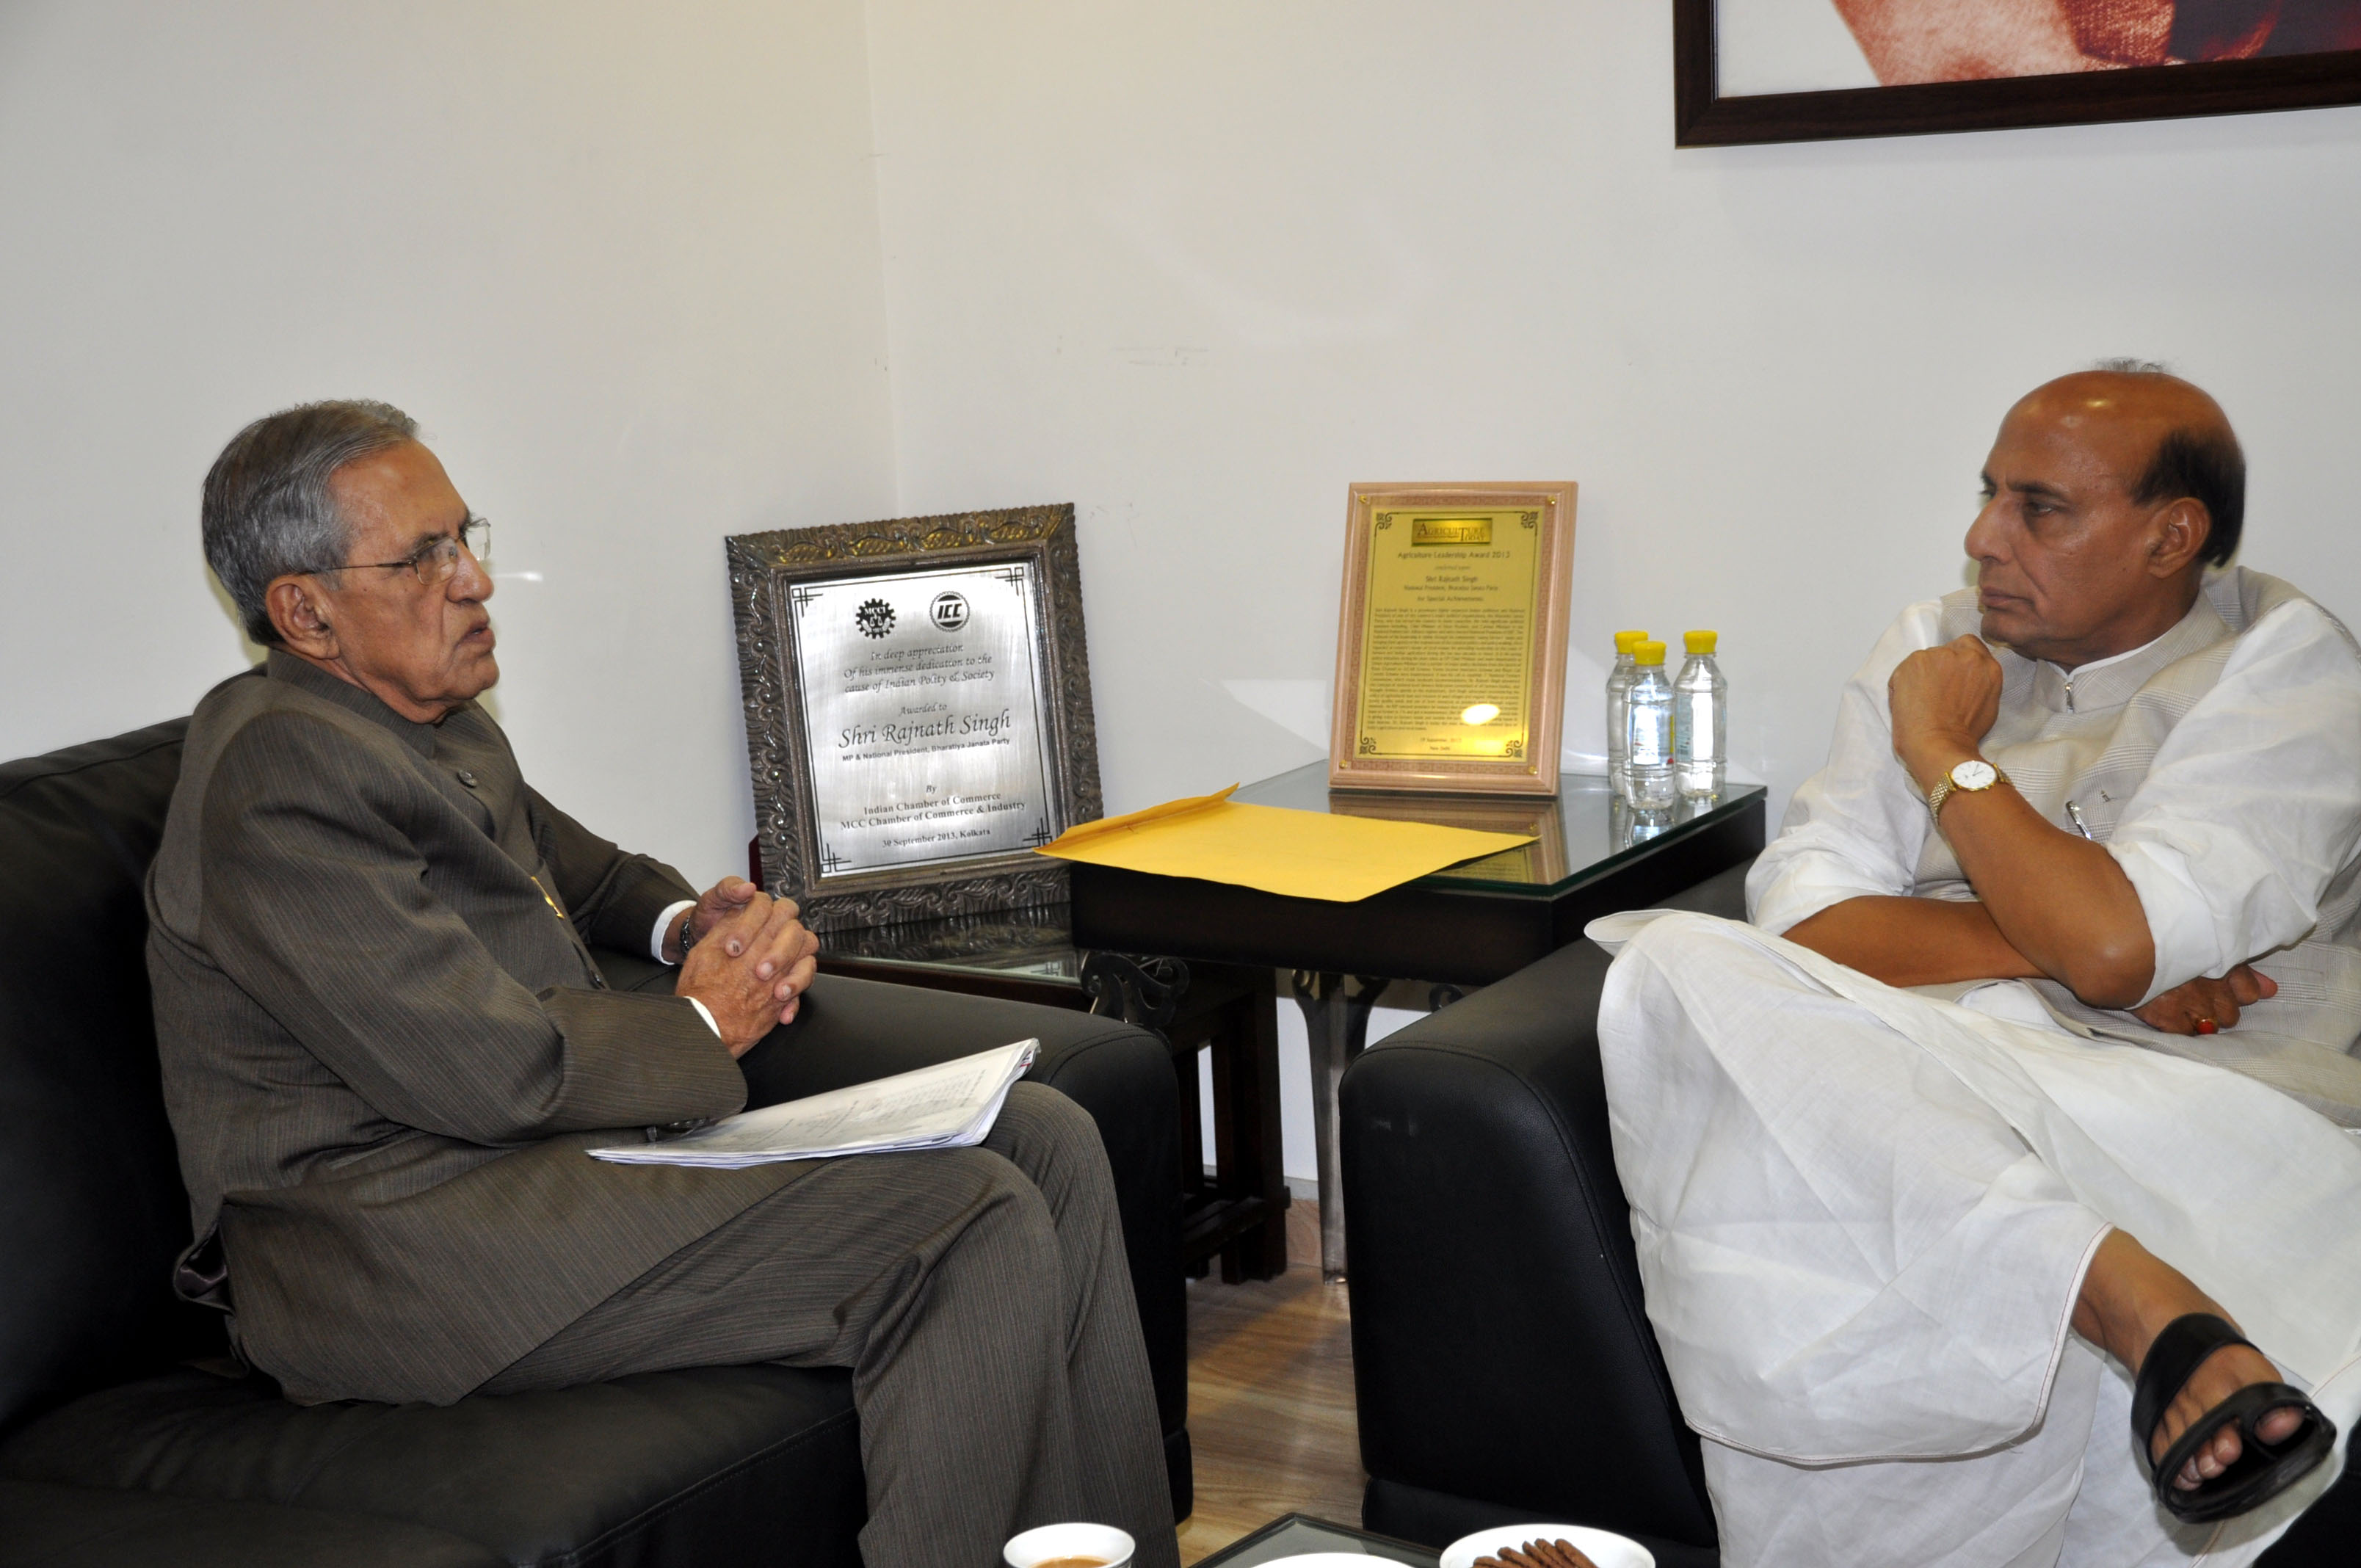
457;770;479;788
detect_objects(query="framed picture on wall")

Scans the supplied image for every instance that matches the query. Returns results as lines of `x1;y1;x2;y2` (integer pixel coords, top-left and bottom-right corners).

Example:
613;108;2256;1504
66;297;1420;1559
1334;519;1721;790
728;504;1102;933
1675;0;2361;145
1327;482;1578;799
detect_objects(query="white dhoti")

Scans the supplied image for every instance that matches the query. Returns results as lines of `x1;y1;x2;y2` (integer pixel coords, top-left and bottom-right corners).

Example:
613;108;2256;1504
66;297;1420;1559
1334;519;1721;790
1599;912;2361;1567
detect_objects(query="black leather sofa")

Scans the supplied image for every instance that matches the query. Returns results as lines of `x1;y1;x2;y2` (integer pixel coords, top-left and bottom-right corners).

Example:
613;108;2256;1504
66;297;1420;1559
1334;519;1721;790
1342;863;2357;1567
1;717;1189;1567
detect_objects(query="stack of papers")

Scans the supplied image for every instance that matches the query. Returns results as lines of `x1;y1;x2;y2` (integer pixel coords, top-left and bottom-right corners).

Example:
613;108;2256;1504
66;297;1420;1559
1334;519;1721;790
588;1039;1037;1169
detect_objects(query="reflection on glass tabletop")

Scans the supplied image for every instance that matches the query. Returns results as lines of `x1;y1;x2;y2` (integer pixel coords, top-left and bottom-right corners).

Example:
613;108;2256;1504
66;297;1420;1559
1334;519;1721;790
816;902;1081;980
1235;762;1765;898
1193;1513;1437;1567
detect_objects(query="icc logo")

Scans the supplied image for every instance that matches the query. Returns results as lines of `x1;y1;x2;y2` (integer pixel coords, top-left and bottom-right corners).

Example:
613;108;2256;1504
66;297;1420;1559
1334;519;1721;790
929;592;970;632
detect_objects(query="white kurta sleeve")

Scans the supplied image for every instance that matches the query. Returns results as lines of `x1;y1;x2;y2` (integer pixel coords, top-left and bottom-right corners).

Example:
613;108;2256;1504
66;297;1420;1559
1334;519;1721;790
2107;600;2361;1003
1747;602;1946;936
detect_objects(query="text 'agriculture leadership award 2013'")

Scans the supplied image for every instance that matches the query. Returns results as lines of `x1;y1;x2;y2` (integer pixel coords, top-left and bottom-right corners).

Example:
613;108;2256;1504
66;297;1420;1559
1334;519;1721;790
788;562;1059;878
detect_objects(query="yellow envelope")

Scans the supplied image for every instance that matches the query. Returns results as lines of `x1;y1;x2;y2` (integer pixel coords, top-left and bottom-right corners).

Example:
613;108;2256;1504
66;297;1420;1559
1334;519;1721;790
1034;786;1537;903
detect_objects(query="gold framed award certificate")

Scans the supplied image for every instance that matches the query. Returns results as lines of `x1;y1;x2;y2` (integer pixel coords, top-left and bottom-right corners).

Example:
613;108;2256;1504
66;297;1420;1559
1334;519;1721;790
1327;482;1576;796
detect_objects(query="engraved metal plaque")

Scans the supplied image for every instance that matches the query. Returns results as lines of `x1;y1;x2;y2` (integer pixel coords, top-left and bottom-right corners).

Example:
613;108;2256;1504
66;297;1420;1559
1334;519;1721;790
791;562;1056;878
729;505;1101;933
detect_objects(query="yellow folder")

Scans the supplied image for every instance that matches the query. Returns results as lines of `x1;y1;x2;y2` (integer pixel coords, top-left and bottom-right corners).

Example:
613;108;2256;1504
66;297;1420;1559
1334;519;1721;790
1034;786;1537;903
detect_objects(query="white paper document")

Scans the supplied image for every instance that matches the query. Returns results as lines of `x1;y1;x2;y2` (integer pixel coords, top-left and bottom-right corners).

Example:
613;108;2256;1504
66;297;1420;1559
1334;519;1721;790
588;1039;1039;1169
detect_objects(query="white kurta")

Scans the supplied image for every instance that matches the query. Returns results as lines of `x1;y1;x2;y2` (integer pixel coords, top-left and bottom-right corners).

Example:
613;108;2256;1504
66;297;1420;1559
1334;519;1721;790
1598;570;2361;1566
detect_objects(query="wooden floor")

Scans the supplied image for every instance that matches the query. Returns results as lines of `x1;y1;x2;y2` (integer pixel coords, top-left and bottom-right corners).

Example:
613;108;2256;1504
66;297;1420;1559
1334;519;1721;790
1175;1202;1363;1565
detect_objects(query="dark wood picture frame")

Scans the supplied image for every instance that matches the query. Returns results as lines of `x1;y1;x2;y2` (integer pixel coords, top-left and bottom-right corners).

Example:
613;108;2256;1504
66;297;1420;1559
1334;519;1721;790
728;504;1102;934
1674;0;2361;146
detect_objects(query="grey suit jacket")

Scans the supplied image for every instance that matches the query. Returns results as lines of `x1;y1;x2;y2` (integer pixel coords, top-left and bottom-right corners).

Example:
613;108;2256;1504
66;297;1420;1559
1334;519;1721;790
147;653;813;1404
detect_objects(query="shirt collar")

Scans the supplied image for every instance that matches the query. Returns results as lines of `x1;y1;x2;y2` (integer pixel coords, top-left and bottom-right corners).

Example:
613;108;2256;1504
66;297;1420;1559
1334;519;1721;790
2024;593;2230;714
264;649;443;758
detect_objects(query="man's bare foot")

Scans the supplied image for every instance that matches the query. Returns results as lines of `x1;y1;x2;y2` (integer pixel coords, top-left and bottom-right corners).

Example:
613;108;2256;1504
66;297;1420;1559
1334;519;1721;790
2072;1231;2306;1490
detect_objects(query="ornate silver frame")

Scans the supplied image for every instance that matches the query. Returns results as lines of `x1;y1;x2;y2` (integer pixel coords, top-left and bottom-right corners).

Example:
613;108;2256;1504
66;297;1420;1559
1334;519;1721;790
728;504;1102;933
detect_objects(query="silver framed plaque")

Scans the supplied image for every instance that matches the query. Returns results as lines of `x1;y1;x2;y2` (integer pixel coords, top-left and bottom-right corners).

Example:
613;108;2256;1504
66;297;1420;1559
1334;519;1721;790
728;504;1102;932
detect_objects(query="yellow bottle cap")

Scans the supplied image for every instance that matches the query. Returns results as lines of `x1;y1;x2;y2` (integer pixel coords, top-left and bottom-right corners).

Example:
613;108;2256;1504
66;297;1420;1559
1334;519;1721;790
1614;630;1649;654
1635;640;1667;666
1685;630;1718;655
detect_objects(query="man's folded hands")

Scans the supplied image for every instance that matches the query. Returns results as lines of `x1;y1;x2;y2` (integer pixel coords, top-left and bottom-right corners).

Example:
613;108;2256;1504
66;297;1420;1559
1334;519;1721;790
679;882;822;1056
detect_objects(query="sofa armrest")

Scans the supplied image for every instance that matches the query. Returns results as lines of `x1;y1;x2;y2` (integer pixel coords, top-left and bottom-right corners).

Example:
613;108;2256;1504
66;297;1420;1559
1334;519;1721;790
603;958;1186;1453
1341;928;1722;1547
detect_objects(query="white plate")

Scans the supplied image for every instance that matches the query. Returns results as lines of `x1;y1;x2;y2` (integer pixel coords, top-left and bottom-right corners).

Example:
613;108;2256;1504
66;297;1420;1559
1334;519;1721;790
1258;1557;1408;1567
1439;1523;1654;1568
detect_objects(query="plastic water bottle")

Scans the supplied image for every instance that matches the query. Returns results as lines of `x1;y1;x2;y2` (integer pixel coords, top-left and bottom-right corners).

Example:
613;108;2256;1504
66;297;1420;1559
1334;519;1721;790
1625;640;1676;810
1611;796;1673;847
1604;630;1647;801
1675;630;1727;800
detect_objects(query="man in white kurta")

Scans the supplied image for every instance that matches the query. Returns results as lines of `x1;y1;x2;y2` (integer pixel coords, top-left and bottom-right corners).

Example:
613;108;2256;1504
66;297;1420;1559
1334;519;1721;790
1597;369;2361;1566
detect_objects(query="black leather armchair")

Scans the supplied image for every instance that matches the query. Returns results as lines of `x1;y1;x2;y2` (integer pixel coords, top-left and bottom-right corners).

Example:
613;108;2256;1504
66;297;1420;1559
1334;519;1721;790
1;718;1188;1567
1341;863;2357;1567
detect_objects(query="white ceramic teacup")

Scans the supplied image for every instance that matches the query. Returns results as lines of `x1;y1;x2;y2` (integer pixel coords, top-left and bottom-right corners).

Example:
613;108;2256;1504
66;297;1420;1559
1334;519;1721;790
1002;1520;1136;1568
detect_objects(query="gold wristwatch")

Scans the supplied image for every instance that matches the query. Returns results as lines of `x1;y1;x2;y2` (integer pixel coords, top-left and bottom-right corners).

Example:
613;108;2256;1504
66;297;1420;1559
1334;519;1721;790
1926;758;2009;823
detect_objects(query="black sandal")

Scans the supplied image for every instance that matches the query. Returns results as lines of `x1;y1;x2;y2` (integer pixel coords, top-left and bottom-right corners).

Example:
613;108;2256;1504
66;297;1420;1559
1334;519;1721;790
2132;1313;2336;1525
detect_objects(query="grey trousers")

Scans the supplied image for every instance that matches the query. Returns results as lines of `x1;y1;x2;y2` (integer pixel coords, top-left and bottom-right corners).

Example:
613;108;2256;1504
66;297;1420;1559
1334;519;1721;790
479;1084;1179;1568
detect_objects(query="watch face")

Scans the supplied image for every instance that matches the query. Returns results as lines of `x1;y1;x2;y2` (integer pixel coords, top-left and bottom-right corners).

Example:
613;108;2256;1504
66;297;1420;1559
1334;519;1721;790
1951;760;1998;791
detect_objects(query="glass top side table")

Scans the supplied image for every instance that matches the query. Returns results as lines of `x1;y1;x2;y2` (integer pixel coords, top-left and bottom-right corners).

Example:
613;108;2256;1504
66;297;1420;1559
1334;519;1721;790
1236;763;1763;899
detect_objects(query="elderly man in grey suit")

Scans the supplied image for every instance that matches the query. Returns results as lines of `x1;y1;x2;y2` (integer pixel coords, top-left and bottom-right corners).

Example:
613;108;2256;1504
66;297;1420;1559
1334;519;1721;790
145;399;1178;1568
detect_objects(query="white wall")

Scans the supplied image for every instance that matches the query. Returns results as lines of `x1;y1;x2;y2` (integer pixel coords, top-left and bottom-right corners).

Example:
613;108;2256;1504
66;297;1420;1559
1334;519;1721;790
10;4;2361;1186
0;0;896;884
859;0;2361;837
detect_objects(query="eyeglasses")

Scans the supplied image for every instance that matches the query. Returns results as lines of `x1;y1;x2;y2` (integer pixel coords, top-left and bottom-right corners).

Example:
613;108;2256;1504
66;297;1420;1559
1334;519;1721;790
321;518;492;588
